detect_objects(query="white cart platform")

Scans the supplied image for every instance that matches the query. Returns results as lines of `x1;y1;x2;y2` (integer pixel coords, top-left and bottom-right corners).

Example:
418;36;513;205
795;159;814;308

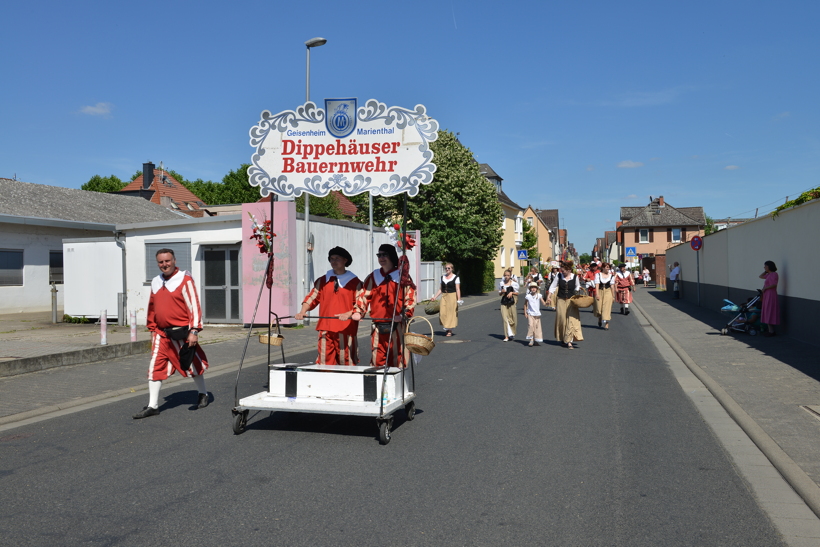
233;363;416;444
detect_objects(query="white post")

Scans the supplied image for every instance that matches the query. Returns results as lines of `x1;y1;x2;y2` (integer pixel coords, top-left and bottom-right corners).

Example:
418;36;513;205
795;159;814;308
369;194;374;272
100;310;108;346
130;311;137;342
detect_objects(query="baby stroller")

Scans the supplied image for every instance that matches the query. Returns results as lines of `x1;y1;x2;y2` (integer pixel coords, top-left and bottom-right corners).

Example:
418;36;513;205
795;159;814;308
720;290;762;336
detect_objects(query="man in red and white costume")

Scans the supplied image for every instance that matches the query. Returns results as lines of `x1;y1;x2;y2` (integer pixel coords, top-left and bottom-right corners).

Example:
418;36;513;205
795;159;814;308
347;244;416;368
133;249;209;419
615;263;635;316
295;247;361;366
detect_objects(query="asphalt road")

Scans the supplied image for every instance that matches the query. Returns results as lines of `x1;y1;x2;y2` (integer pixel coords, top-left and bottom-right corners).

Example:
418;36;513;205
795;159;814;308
0;302;785;546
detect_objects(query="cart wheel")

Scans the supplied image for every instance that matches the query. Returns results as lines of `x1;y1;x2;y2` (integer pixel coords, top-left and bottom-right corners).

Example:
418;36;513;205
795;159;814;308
720;328;728;336
378;421;392;445
749;328;757;336
405;401;416;421
232;410;248;435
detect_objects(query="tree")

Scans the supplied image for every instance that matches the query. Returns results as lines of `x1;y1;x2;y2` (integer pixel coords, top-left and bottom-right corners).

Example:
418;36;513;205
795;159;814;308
353;130;502;293
579;253;592;265
520;219;539;274
81;174;126;192
704;215;716;235
372;130;503;261
181;164;260;205
295;193;345;219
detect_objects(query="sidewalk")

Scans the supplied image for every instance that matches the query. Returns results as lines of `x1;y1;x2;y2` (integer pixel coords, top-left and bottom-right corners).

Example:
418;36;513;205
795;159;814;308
0;293;497;423
631;288;820;491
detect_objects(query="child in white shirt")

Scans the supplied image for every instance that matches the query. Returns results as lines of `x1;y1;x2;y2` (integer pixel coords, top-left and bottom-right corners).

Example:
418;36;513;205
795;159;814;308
524;282;548;346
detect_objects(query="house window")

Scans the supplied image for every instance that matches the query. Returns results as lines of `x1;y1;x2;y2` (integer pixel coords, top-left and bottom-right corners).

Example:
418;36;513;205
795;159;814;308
0;249;24;286
671;228;681;243
639;229;649;243
49;251;64;284
145;240;192;281
500;246;506;268
515;216;523;234
510;248;516;267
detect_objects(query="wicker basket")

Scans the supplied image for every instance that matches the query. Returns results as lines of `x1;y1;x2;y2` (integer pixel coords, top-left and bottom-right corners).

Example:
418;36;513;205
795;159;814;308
570;293;594;309
259;332;284;346
404;316;436;356
423;299;440;315
259;319;284;346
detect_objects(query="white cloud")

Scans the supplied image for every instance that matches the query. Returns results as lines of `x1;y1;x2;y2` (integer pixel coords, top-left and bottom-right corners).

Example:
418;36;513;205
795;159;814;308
80;102;113;116
724;165;740;170
617;160;644;168
772;111;790;122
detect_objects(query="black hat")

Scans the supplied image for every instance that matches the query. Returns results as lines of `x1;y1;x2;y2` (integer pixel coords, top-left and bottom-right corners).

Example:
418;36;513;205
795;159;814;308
328;246;352;267
378;243;399;267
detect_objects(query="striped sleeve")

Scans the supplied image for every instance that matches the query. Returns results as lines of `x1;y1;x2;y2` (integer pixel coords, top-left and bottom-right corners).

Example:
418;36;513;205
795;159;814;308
181;277;203;331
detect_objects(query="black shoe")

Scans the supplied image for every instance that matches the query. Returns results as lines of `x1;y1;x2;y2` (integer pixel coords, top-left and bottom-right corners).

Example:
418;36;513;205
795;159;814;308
133;406;159;419
625;309;630;315
197;393;210;409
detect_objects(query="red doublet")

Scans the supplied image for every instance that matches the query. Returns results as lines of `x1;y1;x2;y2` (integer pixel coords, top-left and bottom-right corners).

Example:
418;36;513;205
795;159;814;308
302;270;361;365
354;267;416;368
146;269;208;380
615;272;634;304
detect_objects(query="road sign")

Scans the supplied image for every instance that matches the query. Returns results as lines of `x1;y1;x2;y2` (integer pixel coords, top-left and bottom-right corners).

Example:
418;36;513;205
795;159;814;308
517;250;528;260
690;236;703;251
625;247;637;257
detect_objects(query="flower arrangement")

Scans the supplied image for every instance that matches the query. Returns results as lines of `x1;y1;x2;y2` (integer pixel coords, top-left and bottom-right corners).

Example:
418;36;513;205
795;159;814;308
383;218;416;250
248;213;276;255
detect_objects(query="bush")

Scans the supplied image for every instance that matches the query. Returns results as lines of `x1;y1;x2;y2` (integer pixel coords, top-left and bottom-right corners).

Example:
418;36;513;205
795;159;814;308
62;314;91;324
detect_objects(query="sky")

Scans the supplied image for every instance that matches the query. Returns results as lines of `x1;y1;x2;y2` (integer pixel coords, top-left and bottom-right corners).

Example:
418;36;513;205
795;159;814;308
2;0;818;254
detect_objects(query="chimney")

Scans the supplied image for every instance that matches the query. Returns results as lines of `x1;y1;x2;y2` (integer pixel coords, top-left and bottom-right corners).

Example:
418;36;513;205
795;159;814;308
160;196;173;208
142;162;155;190
659;195;665;206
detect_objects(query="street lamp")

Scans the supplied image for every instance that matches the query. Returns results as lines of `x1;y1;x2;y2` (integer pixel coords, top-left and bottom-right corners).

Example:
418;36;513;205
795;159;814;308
303;37;326;325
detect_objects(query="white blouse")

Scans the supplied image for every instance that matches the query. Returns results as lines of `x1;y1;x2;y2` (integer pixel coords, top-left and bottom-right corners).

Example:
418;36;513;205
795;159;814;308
548;273;581;295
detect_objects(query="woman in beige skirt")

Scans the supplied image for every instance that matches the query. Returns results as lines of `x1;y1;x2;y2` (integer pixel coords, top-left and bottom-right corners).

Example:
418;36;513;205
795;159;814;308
546;261;584;349
432;263;461;336
498;268;519;341
594;263;617;330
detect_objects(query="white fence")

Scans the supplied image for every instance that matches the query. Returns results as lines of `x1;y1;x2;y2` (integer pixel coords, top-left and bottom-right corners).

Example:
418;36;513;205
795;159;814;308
417;261;443;301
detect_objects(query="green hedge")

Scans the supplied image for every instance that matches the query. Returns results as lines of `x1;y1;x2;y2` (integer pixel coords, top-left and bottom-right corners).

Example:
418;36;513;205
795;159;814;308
449;258;494;295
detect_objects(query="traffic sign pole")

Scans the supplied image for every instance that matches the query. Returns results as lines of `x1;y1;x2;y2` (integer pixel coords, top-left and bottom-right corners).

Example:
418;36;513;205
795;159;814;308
690;236;704;307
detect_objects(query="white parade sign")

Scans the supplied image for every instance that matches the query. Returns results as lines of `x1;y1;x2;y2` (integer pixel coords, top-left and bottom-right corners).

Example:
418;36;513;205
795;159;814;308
248;98;439;198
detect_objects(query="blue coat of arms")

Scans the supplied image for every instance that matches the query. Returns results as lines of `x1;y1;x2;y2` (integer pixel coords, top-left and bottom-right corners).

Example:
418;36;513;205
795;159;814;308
325;98;357;138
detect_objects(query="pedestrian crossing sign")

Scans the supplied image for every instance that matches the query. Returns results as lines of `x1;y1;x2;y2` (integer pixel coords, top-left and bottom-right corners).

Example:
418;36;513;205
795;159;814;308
625;247;637;257
517;250;528;260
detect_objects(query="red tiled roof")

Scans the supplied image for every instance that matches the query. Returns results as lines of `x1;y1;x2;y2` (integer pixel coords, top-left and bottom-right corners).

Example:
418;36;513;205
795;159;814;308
121;170;207;217
258;191;357;217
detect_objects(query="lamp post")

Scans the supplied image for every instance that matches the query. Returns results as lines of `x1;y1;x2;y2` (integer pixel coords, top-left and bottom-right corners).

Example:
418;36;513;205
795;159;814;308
303;37;326;325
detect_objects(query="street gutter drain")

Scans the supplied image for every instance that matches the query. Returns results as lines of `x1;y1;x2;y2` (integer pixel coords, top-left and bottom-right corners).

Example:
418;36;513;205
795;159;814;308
800;405;820;422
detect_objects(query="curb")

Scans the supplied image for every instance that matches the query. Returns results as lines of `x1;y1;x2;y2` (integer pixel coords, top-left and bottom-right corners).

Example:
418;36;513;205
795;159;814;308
0;341;320;428
632;298;820;521
0;340;152;378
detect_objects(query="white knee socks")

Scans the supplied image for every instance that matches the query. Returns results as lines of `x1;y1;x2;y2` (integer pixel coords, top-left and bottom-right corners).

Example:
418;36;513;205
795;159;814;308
147;375;207;409
148;380;162;409
193;374;207;395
